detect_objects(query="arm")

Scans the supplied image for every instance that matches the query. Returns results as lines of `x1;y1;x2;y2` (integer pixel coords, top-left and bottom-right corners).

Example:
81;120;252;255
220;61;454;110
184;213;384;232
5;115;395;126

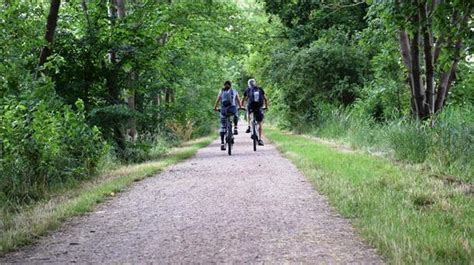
264;95;268;108
213;95;221;110
241;95;247;106
241;88;248;106
236;94;242;108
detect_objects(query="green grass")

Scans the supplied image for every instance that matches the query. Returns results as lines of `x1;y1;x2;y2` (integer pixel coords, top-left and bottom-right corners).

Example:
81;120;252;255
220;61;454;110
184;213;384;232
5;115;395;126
0;136;213;255
303;105;473;183
266;128;473;264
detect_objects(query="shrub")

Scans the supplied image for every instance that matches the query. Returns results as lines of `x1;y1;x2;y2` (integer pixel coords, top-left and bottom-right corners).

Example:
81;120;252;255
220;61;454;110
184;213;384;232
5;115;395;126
0;85;107;203
388;121;430;163
429;105;473;182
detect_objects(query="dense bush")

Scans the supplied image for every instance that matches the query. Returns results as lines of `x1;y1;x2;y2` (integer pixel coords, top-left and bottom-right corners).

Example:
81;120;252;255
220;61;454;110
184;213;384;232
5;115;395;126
260;37;369;130
0;84;107;203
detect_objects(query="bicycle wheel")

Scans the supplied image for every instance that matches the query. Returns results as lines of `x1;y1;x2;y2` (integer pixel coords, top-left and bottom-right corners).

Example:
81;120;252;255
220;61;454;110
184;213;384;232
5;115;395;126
227;118;232;156
252;122;257;151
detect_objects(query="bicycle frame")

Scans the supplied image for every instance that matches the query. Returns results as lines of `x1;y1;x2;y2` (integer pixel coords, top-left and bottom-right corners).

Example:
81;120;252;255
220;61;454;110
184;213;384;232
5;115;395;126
215;108;234;156
247;107;266;151
225;114;233;155
249;112;259;151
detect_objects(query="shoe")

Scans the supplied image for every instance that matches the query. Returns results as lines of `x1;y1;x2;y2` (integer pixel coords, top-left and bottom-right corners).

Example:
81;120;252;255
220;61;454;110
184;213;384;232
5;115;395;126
245;127;251;133
233;128;238;135
258;140;264;146
221;144;226;151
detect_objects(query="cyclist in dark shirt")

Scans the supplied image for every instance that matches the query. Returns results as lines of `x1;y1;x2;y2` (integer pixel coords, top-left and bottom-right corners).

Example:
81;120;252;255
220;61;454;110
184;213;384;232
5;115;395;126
241;79;268;146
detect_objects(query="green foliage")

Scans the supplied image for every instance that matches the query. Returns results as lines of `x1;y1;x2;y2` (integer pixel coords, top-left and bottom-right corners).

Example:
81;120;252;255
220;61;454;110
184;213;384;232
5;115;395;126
298;104;473;182
0;84;106;203
389;122;431;163
263;0;368;47
46;0;248;159
260;35;369;129
0;0;258;207
430;105;474;180
351;80;410;121
253;0;473;184
267;128;473;263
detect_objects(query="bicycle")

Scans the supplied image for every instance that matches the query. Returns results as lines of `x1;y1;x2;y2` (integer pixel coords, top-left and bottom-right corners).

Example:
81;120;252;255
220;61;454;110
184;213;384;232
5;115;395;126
214;108;235;156
243;107;267;151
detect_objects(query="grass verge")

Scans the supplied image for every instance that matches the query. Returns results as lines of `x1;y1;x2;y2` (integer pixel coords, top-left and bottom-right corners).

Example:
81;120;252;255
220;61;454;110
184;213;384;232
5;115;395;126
0;136;213;255
266;128;473;264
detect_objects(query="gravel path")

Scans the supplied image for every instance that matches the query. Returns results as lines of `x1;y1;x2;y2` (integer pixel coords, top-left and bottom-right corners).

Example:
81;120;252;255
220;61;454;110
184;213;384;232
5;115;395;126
1;131;383;264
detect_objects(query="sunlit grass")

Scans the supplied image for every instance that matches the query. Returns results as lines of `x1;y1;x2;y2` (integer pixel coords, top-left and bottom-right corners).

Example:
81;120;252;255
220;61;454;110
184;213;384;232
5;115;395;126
267;128;473;264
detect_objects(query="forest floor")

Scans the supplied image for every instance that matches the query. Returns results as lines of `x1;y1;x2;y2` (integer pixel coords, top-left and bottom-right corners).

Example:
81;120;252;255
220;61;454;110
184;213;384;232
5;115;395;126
0;131;382;263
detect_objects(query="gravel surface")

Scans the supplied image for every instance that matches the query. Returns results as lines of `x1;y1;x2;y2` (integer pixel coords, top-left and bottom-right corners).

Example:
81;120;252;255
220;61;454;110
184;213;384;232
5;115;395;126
1;132;383;264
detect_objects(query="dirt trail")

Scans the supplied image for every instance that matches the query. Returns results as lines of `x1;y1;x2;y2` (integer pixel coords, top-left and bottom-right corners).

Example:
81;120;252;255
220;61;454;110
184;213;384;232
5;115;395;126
1;131;383;263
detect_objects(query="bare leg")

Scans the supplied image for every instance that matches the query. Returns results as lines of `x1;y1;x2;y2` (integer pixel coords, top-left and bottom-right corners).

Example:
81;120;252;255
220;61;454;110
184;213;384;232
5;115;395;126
258;122;263;140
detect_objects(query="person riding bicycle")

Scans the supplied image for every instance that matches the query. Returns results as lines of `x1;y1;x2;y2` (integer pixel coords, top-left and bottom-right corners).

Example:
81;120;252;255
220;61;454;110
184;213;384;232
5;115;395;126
213;80;242;151
241;79;268;146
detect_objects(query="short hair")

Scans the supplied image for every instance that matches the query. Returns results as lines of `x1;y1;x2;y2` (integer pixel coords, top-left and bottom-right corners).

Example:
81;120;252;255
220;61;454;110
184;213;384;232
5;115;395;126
248;79;256;87
224;80;232;86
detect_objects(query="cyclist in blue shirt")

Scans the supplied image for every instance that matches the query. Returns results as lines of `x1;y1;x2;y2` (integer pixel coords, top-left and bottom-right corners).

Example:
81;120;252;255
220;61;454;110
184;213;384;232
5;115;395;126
213;80;242;150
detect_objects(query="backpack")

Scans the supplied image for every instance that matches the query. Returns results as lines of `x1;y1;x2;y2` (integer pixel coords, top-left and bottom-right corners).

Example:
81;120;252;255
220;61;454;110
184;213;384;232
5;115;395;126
248;86;264;108
221;88;234;108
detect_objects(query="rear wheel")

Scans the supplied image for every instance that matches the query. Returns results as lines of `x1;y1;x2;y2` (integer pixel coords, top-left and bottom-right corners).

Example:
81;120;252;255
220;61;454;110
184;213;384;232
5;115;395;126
227;119;232;156
252;122;257;152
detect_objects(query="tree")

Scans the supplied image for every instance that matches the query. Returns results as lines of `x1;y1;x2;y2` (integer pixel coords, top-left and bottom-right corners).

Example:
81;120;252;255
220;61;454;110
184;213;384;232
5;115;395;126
391;0;472;119
37;0;61;72
262;0;368;47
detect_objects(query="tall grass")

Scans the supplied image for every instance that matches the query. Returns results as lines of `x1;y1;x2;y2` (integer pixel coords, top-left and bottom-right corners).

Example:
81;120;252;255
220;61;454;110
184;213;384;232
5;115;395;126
266;128;473;264
298;104;473;183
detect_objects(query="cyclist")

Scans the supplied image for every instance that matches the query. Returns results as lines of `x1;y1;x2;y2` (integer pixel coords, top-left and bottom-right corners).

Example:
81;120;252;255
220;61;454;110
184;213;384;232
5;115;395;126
241;79;268;146
213;80;242;151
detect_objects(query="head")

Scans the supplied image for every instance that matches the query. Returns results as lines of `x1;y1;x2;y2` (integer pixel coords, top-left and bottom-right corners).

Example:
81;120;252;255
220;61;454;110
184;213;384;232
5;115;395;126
248;79;256;88
224;80;232;89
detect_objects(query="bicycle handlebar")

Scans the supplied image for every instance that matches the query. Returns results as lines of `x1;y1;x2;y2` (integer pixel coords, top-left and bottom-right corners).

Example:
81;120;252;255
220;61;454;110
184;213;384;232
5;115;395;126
214;107;249;111
213;107;268;112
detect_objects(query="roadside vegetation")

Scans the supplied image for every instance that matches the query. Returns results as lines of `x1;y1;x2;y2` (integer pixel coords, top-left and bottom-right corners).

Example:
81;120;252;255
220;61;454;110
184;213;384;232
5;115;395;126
266;128;473;264
247;1;473;184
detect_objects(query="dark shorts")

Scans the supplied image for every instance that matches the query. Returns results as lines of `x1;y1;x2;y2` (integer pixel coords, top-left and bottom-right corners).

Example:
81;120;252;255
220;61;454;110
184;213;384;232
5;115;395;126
249;107;264;122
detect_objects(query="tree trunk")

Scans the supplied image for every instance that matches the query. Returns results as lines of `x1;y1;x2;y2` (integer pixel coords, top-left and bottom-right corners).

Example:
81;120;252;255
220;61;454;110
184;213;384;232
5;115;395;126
397;2;471;121
156;91;162;105
116;0;138;141
434;39;462;112
419;1;435;115
115;0;125;18
165;88;170;104
398;31;417;114
409;26;426;119
127;93;138;141
37;0;61;72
